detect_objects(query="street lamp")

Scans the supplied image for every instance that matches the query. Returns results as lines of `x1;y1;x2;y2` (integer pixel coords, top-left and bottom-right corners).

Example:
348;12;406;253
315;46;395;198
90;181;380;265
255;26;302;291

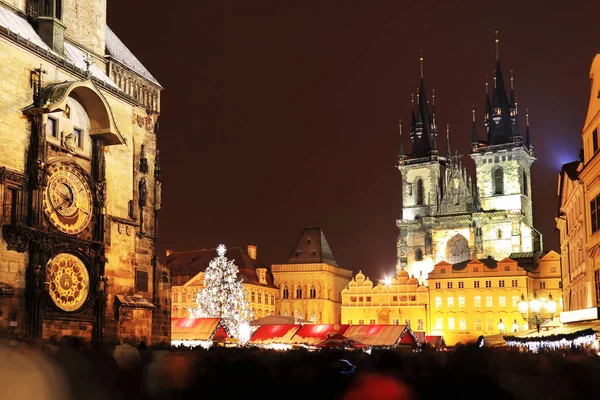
497;318;506;333
518;292;557;333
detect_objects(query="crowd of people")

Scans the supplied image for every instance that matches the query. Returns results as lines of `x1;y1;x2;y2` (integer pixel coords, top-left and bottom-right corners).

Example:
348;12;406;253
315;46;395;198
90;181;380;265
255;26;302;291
1;334;599;400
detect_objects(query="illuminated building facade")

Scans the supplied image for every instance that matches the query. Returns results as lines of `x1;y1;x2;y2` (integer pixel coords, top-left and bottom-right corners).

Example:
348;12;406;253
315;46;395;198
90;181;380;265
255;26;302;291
396;39;541;284
567;53;600;308
271;227;352;324
341;269;428;334
0;0;170;344
428;251;562;345
556;161;590;311
166;245;278;319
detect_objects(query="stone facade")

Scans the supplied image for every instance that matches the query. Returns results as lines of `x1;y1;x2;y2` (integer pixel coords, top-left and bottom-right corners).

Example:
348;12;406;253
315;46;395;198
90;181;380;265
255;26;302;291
556;161;590;311
428;251;562;345
571;53;600;308
397;54;541;285
341;269;428;333
0;1;170;344
271;227;353;324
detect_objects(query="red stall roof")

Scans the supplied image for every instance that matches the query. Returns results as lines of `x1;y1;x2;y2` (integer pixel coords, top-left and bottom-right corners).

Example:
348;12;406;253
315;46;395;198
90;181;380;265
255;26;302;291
289;324;350;345
344;324;417;347
172;318;227;341
249;324;301;345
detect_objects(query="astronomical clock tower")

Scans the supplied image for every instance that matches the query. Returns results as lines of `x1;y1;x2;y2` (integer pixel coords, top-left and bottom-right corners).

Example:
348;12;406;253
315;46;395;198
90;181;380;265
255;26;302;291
0;0;170;344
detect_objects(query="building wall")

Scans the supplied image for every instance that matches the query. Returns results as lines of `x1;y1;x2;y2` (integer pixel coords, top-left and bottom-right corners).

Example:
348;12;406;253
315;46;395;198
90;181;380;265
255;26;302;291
557;165;590;311
579;54;600;308
0;3;169;344
171;277;278;320
427;252;562;345
341;270;428;332
272;263;352;324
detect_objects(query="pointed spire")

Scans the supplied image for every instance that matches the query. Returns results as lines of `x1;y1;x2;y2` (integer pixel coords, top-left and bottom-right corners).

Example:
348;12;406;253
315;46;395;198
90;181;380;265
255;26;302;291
420;50;424;79
431;89;437;128
399;119;405;158
525;109;532;150
446;124;451;158
495;30;500;61
471;105;479;145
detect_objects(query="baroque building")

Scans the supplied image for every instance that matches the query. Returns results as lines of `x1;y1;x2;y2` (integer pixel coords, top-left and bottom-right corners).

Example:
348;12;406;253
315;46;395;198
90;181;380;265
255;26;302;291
560;53;600;309
166;245;278;320
0;0;170;344
556;160;590;311
397;40;541;284
341;269;428;334
271;227;352;324
428;251;562;345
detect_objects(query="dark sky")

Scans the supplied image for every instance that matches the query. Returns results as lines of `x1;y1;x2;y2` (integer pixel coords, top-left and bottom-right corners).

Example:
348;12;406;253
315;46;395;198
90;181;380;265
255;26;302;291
107;1;598;281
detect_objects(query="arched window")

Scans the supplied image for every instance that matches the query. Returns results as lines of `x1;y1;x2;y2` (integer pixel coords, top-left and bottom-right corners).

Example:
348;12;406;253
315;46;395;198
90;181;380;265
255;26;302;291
310;285;317;298
181;290;187;303
415;248;423;261
296;285;302;299
310;312;316;323
494;168;504;195
283;286;289;299
416;179;424;205
523;170;528;196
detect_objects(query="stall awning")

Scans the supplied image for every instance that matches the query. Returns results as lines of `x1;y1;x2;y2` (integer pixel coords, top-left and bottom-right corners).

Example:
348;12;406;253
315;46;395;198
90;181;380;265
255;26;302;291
171;318;226;342
288;324;350;345
344;324;416;347
504;321;600;344
249;324;300;345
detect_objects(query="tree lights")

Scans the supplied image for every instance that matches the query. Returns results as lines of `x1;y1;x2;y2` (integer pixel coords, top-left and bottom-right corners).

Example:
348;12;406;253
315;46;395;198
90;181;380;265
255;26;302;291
189;244;253;343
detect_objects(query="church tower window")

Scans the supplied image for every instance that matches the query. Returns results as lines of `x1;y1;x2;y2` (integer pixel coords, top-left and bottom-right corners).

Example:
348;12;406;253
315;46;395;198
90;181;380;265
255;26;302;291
416;179;424;205
523;170;528;196
283;286;289;299
494;168;504;195
415;248;423;261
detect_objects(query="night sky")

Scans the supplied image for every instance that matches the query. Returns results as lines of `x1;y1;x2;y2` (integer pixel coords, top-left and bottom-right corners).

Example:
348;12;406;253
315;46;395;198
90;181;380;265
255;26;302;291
107;1;598;281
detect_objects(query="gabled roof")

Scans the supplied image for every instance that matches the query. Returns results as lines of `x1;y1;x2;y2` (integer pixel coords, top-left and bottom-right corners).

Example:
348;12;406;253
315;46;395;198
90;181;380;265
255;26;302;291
249;324;300;345
288;324;350;345
284;227;341;267
451;256;497;271
561;161;580;181
344;324;416;347
171;318;227;341
105;26;161;87
165;246;277;289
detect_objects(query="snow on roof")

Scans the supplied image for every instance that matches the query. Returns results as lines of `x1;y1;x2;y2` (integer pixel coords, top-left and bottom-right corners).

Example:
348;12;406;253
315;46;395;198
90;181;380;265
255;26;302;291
105;26;161;87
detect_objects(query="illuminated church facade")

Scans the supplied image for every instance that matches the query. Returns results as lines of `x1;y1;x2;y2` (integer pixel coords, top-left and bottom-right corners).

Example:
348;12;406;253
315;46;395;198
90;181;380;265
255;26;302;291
396;43;542;284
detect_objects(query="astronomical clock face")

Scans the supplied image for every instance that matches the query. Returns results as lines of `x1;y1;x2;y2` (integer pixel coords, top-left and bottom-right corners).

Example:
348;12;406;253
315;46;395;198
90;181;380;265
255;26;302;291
46;253;90;312
43;163;93;235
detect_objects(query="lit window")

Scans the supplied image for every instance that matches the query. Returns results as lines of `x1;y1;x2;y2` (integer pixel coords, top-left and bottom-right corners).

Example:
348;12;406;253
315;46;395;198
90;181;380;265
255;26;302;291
486;317;494;330
73;128;82;148
310;285;316;298
485;296;493;307
296;286;302;298
435;297;442;308
392;319;400;325
474;318;482;330
182;291;187;303
447;297;454;308
499;296;506;307
592;194;600;234
358;319;364;325
458;296;465;308
251;292;255;302
348;319;353;325
283;286;289;299
271;295;275;305
436;318;443;330
474;296;481;308
257;293;262;304
448;318;455;330
459;320;466;330
47;117;58;138
512;296;519;307
409;295;416;301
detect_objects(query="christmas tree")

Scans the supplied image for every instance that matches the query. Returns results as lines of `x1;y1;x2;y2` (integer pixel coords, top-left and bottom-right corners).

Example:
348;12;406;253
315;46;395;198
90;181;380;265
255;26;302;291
189;244;252;342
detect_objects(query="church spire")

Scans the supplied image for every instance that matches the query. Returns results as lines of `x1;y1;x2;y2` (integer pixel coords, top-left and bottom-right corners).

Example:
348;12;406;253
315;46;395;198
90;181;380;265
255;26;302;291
471;105;479;146
446;123;451;159
398;119;405;159
488;31;513;145
525;109;532;152
412;52;433;158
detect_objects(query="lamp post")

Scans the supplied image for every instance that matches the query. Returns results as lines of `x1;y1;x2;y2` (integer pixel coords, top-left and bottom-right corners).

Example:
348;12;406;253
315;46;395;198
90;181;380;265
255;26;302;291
497;318;506;334
518;292;557;333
